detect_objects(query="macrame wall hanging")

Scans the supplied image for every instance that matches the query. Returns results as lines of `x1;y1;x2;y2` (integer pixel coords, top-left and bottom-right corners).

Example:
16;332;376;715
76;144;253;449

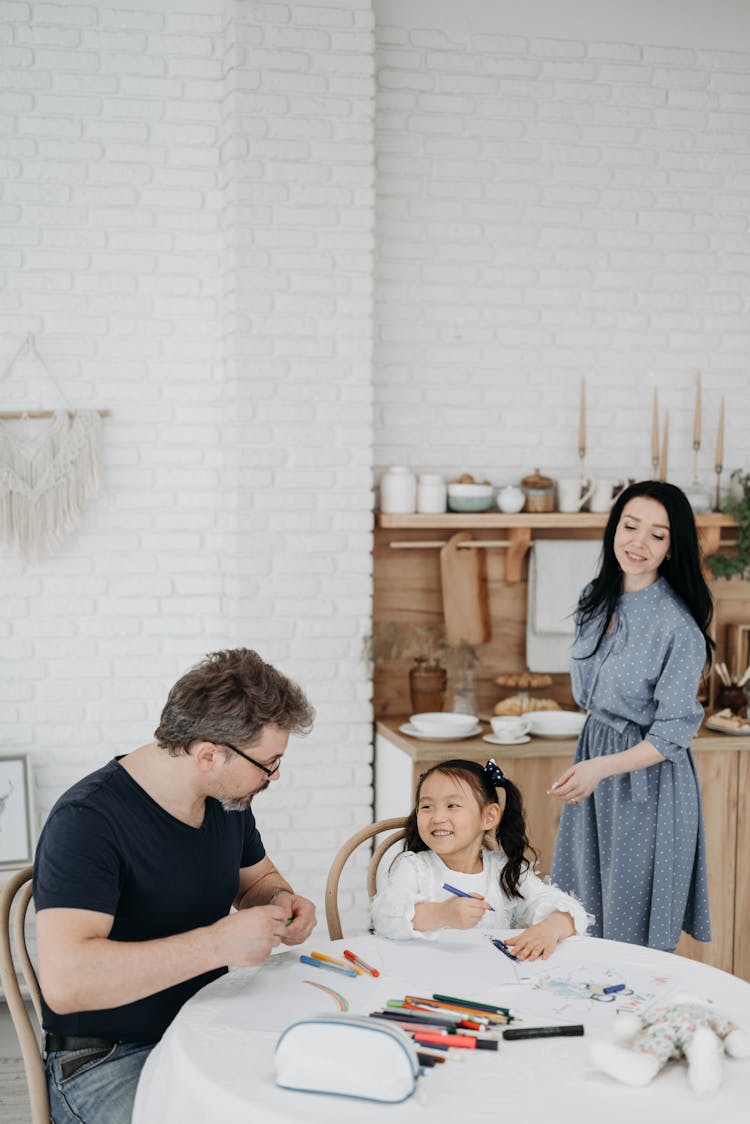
0;336;109;563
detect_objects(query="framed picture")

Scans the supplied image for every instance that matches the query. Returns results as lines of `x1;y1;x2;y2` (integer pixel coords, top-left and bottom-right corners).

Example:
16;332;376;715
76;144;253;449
0;754;34;869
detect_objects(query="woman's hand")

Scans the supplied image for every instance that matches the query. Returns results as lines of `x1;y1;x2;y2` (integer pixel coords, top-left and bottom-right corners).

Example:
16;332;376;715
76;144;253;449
547;758;608;804
504;911;575;961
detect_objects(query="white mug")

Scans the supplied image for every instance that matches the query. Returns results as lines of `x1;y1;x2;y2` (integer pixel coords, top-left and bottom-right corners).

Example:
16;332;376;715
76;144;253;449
589;478;624;513
490;715;531;740
557;477;594;513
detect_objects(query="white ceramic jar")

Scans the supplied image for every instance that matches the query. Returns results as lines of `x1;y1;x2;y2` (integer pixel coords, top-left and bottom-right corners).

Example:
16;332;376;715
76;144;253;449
380;466;417;513
416;473;446;514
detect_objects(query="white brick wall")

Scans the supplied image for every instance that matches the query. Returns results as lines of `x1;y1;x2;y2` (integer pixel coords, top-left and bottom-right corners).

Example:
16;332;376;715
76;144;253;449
374;1;750;489
4;0;750;938
2;0;376;928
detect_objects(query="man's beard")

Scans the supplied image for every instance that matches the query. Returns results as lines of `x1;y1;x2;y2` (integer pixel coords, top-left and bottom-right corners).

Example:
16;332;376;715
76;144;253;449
220;779;269;812
220;795;253;812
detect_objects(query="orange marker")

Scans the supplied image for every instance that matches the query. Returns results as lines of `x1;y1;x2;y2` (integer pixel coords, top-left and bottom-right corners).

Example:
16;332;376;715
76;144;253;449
343;949;380;977
310;951;362;973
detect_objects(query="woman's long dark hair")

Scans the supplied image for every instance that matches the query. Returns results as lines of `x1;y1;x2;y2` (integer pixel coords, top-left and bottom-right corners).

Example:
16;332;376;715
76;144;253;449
576;480;714;665
403;759;536;899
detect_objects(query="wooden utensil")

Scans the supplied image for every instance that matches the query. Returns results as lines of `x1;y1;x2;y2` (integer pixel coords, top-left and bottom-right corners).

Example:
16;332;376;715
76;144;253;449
439;532;491;645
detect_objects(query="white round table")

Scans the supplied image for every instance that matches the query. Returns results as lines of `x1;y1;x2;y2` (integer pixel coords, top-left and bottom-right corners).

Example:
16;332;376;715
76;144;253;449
133;932;750;1124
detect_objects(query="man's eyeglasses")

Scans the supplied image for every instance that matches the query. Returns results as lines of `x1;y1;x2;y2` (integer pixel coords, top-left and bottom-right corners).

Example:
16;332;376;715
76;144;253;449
222;742;282;778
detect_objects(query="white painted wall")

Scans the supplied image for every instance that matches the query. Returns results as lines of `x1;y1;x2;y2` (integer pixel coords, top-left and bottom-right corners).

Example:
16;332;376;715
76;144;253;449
374;0;750;488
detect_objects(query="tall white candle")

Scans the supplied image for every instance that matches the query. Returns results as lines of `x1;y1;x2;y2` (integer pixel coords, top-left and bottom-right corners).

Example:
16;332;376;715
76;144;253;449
659;412;669;482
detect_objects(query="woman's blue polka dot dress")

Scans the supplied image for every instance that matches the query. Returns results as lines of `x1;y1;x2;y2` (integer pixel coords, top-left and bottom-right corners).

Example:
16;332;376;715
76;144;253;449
550;577;712;950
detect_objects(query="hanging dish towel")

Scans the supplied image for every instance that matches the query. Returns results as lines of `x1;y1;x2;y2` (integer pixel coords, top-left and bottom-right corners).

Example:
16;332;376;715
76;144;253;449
526;539;601;672
0;410;102;562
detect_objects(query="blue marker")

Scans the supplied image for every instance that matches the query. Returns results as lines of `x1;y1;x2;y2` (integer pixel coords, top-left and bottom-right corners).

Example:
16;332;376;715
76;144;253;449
442;882;495;911
490;937;519;963
603;983;626;995
299;954;358;978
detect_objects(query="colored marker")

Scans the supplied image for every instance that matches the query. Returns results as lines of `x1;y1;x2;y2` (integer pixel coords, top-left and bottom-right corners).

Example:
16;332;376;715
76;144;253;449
343;949;380;977
603;983;625;995
414;1032;498;1051
299;954;358;978
310;951;362;973
372;1011;484;1032
490;937;519;963
442;882;495;911
432;994;513;1017
503;1025;584;1040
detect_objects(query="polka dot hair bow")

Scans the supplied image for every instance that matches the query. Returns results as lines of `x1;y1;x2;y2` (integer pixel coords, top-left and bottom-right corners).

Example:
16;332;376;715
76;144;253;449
484;758;507;788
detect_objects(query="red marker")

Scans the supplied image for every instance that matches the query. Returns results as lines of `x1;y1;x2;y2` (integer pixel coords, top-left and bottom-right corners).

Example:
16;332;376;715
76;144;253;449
414;1032;498;1051
343;949;380;977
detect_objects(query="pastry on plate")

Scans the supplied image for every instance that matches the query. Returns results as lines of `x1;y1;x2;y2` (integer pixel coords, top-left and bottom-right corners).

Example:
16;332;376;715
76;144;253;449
708;708;749;730
493;695;560;716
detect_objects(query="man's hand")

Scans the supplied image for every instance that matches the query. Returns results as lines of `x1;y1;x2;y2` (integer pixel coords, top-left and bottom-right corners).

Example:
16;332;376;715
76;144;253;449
268;890;317;945
209;905;289;967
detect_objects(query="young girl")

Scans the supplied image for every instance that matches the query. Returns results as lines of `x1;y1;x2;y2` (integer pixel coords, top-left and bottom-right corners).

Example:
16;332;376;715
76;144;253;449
371;759;589;960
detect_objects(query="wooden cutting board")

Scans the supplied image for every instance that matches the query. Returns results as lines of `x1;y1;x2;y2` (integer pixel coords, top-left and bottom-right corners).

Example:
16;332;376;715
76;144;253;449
440;531;491;645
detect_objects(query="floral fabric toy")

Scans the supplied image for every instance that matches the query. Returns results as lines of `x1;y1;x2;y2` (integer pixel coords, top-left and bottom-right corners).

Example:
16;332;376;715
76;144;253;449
590;994;750;1095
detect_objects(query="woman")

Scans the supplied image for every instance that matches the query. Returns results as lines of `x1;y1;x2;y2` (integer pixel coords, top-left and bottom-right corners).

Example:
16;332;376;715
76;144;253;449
549;480;713;950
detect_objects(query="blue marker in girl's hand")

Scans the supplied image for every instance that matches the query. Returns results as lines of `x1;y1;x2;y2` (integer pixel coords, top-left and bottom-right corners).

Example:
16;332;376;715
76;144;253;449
442;882;495;911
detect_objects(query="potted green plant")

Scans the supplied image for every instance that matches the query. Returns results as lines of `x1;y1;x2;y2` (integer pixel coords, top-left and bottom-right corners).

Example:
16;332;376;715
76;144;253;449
707;470;750;580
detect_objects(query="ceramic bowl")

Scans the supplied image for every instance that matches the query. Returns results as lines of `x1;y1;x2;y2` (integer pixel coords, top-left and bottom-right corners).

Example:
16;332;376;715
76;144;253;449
525;710;587;738
410;711;479;737
496;486;525;514
447;484;494;513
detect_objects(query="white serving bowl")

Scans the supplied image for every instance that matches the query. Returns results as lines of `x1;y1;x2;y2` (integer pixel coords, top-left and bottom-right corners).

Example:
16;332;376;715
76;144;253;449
447;483;494;513
525;710;586;738
410;711;479;737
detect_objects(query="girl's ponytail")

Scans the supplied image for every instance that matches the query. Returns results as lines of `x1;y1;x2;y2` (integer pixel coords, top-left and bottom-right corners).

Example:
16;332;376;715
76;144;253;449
494;776;535;898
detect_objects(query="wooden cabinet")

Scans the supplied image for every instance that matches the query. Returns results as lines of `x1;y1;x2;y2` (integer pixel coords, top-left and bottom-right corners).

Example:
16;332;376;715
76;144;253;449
375;721;750;981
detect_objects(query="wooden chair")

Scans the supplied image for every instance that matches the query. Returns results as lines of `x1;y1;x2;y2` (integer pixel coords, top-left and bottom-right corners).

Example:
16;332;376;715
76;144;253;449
0;865;50;1124
324;817;407;940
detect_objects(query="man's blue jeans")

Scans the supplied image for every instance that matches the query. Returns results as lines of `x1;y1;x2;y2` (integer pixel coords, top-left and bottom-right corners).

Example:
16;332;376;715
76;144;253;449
46;1041;154;1124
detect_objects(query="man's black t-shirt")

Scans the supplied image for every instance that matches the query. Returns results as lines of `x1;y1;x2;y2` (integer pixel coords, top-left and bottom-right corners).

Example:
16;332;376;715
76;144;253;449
33;758;265;1043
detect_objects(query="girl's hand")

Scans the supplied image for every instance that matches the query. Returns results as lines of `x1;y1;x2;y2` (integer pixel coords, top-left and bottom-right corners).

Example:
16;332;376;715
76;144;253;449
505;911;575;961
412;894;490;932
547;758;607;804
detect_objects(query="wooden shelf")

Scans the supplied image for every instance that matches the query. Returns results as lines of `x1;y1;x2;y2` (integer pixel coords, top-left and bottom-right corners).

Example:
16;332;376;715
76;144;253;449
377;512;736;581
377;512;735;531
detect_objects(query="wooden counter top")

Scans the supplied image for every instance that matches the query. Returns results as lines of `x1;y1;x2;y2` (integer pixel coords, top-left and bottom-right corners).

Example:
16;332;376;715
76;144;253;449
377;717;750;760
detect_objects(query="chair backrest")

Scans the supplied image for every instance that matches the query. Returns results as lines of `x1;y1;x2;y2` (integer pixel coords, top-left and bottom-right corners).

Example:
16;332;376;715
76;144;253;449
0;865;50;1124
324;817;407;940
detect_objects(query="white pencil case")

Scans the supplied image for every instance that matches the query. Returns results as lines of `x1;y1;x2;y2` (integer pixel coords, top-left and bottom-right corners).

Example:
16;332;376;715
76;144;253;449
275;1015;420;1102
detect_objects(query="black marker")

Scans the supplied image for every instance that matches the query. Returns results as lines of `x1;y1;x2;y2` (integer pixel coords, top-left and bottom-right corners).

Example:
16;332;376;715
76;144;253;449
503;1025;584;1040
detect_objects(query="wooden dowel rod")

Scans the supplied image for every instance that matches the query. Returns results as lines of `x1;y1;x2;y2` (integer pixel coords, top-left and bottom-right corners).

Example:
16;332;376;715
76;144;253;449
389;539;517;550
0;409;110;419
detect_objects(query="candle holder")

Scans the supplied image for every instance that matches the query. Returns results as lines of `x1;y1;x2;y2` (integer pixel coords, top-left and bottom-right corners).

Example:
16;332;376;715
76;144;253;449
714;464;723;512
578;447;586;483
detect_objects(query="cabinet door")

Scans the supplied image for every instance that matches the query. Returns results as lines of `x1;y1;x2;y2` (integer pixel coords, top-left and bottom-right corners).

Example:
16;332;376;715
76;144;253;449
675;751;738;974
733;753;750;983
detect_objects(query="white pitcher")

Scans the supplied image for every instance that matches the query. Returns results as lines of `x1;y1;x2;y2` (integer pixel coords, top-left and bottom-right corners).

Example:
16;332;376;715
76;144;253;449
589;478;625;513
557;477;594;513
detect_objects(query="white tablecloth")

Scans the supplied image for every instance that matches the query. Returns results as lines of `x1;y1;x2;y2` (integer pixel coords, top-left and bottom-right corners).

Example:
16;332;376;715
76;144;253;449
133;932;750;1124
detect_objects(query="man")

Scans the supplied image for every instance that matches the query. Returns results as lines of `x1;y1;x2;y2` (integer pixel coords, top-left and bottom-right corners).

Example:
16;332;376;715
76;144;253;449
33;648;316;1124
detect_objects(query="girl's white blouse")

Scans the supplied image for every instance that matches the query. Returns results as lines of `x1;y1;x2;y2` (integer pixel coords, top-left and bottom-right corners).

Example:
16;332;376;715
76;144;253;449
370;849;591;941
